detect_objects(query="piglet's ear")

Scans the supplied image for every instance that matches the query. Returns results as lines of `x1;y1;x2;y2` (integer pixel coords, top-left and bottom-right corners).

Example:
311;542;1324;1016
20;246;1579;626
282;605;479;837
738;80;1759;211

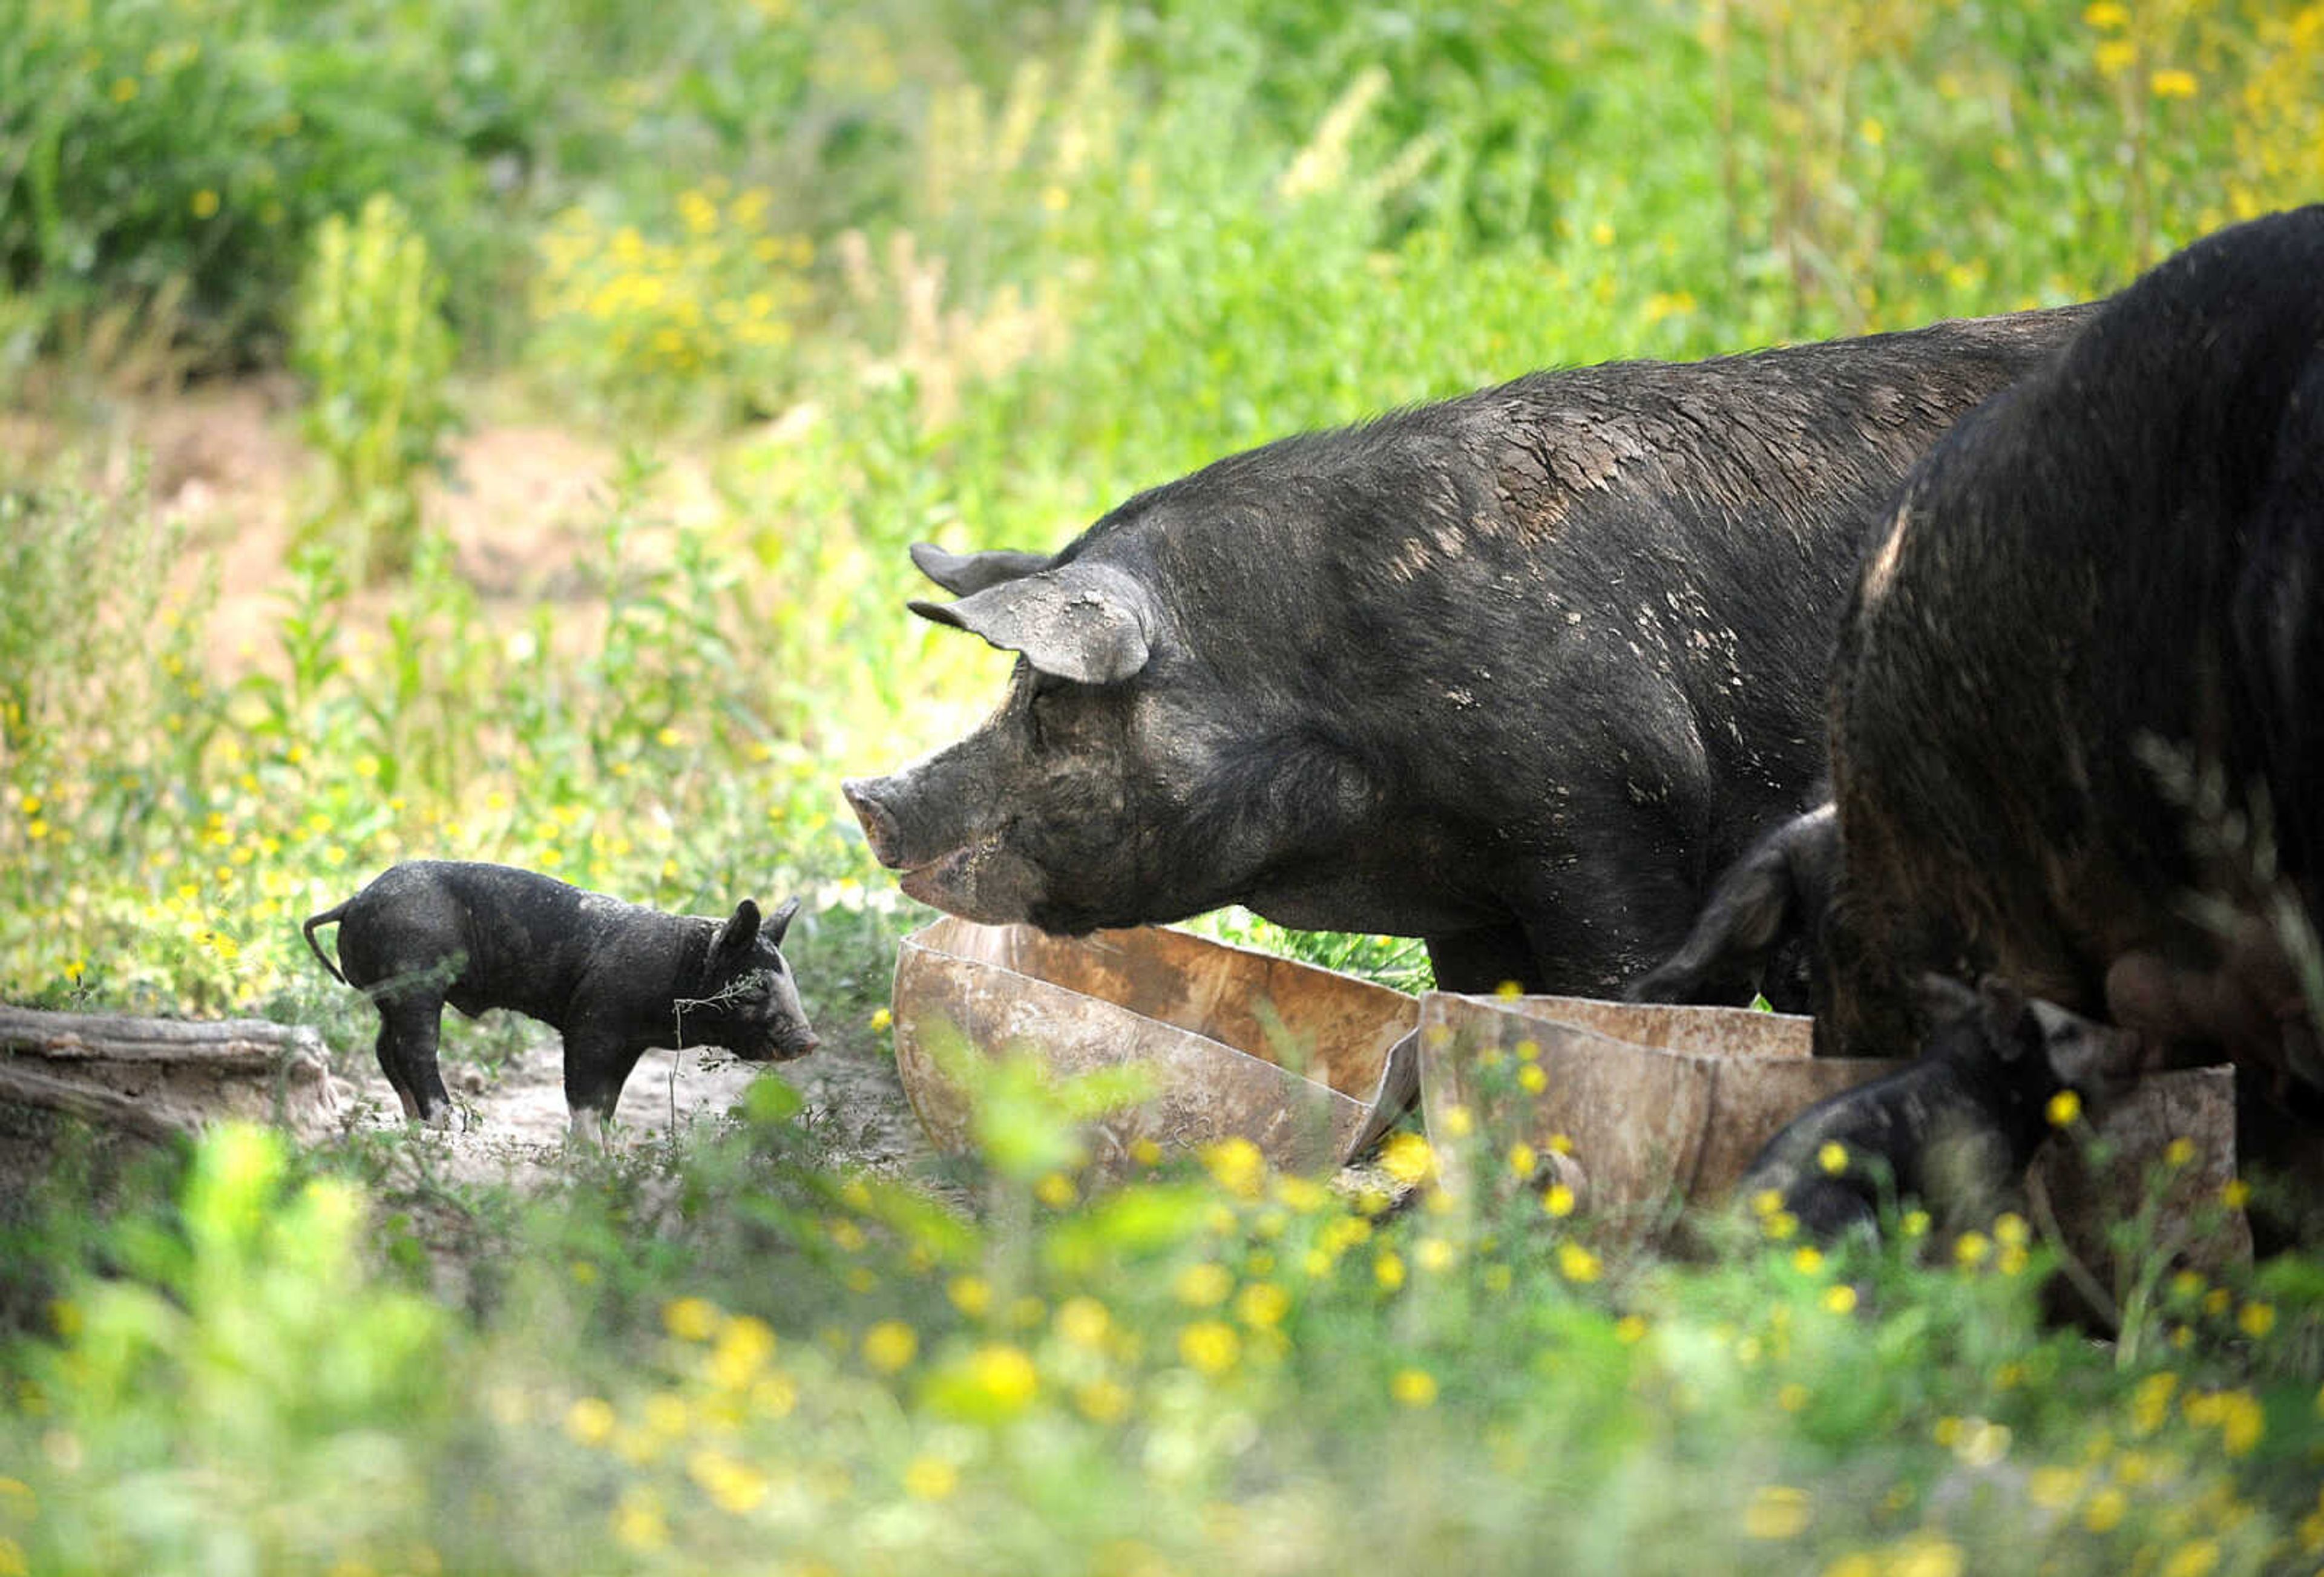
910;542;1052;596
909;562;1154;685
711;899;762;965
764;895;801;948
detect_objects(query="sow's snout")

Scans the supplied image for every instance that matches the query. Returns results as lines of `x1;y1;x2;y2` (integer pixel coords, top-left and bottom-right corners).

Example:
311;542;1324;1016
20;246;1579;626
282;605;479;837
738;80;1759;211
840;771;1038;923
841;776;909;870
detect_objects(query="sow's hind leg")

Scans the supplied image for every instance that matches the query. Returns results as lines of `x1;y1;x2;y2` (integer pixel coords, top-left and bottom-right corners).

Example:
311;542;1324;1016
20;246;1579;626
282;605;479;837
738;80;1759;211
1431;847;1752;1000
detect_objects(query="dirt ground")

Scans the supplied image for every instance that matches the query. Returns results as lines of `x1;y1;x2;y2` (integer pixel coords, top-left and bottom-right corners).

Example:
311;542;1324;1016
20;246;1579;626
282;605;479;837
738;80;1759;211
323;1018;937;1189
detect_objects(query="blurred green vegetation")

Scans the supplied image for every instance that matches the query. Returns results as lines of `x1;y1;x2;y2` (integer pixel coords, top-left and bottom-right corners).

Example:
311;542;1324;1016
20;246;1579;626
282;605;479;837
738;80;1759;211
3;0;2323;1570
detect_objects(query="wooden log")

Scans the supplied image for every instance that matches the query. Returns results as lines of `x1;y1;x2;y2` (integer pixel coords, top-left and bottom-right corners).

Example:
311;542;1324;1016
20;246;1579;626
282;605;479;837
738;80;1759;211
0;1003;340;1141
0;1058;190;1143
0;1005;316;1067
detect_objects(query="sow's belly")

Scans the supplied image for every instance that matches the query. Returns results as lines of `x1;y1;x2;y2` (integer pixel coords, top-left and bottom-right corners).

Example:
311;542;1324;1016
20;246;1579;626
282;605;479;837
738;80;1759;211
1238;870;1509;940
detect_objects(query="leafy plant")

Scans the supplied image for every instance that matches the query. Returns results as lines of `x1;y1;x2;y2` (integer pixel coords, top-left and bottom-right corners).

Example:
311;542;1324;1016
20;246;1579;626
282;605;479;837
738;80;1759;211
292;192;459;583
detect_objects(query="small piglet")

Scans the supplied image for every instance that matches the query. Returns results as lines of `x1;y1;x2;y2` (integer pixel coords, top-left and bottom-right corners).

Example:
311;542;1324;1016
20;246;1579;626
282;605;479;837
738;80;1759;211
304;860;818;1138
1738;975;2132;1239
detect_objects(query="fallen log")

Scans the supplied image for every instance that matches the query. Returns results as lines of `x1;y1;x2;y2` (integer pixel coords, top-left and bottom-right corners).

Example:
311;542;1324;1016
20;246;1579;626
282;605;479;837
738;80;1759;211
0;1004;340;1145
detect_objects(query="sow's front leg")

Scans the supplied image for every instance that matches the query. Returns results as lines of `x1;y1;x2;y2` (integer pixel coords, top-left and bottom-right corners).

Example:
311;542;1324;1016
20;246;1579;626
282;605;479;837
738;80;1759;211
1428;879;1722;999
1423;925;1542;995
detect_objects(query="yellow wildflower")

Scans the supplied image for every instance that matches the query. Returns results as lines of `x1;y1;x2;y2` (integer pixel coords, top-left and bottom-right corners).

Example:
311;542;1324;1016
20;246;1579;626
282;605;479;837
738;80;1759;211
663;1297;720;1342
1055;1296;1111;1348
968;1343;1039;1409
1178;1320;1240;1375
2159;1540;2220;1577
904;1457;957;1500
1380;1132;1434;1185
1173;1262;1234;1308
707;1316;776;1389
689;1449;769;1515
1076;1378;1132;1422
611;1489;666;1551
564;1397;616;1447
1201;1136;1267;1198
861;1320;917;1374
1743;1485;1812;1539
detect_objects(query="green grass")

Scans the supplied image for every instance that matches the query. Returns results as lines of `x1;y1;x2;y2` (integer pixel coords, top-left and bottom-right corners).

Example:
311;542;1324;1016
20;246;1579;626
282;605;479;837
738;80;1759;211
4;0;2324;1570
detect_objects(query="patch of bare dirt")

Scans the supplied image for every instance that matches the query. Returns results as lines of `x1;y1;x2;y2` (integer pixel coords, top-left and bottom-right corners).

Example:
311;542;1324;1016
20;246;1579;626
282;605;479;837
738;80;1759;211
325;1023;934;1192
4;381;718;677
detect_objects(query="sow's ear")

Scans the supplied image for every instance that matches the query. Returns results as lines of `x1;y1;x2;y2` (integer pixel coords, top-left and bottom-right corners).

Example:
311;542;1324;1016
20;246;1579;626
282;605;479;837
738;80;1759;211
711;899;762;964
764;895;801;948
908;541;1051;596
908;562;1155;684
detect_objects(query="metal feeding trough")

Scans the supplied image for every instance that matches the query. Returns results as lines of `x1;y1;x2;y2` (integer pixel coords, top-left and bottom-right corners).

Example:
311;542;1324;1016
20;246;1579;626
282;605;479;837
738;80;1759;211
1417;992;2249;1268
891;917;1420;1177
1417;993;1869;1214
887;925;2247;1268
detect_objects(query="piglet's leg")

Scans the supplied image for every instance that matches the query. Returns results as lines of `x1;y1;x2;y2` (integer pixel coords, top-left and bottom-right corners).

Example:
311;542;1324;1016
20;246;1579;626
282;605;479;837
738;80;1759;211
371;1008;422;1122
376;992;453;1128
562;1034;646;1143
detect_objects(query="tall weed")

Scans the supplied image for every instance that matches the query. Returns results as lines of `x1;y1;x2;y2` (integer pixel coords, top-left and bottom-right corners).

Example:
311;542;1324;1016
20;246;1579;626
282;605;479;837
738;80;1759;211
293;193;459;583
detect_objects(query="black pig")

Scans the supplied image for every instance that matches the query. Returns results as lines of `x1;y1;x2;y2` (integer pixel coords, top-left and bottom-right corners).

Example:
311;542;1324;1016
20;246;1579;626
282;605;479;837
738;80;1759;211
304;861;817;1137
1739;977;2131;1239
1683;207;2324;1224
845;307;2092;995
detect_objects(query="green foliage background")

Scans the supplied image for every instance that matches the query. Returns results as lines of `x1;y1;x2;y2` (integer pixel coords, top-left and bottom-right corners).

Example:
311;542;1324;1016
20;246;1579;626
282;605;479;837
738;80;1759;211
2;0;2322;1571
